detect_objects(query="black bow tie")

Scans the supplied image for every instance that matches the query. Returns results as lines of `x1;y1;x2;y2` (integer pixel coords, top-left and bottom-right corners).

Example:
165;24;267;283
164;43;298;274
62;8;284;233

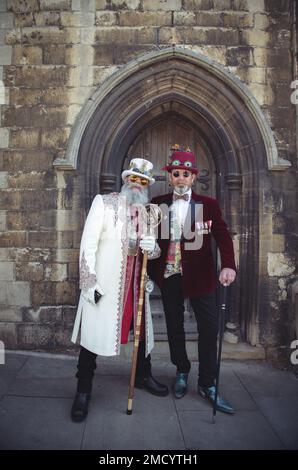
173;193;189;202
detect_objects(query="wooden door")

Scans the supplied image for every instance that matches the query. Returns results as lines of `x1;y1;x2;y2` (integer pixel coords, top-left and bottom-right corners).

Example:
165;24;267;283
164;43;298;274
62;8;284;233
123;116;216;338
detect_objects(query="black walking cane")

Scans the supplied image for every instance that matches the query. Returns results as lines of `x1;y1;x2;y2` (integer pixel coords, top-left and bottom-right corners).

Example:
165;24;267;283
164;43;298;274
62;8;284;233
212;284;228;423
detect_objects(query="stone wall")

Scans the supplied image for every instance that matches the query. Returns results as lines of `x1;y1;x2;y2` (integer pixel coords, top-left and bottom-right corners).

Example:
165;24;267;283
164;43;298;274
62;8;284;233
0;0;296;356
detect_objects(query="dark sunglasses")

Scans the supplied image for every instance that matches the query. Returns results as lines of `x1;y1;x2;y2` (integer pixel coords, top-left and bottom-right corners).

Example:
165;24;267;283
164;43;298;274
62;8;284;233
171;170;192;178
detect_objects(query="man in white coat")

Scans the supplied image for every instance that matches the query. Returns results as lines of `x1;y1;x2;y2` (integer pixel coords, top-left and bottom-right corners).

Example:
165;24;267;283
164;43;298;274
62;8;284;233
71;158;169;422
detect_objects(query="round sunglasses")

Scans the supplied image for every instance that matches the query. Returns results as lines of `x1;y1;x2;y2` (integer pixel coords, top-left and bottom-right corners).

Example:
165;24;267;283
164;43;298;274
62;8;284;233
171;170;192;178
128;174;149;186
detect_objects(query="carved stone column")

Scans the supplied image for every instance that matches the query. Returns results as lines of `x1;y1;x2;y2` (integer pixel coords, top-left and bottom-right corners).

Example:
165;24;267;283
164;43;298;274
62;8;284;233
100;173;118;194
224;173;242;343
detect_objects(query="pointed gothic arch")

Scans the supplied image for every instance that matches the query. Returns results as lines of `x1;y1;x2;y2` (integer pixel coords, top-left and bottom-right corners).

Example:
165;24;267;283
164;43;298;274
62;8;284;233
54;47;291;345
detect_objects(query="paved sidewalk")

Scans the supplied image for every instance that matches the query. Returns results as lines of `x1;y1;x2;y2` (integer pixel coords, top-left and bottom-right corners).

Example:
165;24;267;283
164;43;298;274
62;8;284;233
0;350;297;450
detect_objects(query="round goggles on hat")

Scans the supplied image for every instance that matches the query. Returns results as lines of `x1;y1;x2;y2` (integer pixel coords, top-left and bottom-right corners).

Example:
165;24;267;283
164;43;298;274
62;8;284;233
171;159;193;168
128;174;149;186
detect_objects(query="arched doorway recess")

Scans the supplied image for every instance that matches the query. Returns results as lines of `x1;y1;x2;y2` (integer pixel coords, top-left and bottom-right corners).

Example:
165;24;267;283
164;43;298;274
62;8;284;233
55;47;290;345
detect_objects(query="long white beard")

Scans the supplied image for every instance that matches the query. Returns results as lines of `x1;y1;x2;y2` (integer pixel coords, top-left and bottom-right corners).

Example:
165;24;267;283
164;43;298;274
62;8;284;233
120;182;149;206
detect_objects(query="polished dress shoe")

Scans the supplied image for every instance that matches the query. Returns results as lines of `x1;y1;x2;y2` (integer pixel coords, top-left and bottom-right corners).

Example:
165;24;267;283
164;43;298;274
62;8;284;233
198;385;235;414
173;372;189;399
71;392;91;422
135;373;169;396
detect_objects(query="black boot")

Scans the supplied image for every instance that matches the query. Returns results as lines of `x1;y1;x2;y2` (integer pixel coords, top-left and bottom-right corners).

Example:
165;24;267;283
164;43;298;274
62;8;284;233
135;373;169;396
71;347;96;423
71;392;91;422
135;342;169;396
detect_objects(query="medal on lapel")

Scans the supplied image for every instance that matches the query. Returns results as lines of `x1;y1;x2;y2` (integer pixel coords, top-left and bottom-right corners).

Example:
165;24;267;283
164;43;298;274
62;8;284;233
197;220;212;235
207;220;212;233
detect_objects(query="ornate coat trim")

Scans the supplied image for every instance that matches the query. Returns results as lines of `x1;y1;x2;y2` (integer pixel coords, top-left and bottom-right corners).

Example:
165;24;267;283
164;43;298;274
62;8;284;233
115;233;129;354
102;192;119;227
114;195;130;354
79;251;97;290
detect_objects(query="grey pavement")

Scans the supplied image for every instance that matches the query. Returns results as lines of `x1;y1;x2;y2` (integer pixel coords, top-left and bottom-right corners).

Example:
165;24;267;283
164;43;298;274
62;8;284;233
0;349;298;450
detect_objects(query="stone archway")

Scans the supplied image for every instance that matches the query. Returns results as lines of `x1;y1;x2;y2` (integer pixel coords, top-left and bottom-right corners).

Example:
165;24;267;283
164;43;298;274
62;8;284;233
54;47;291;345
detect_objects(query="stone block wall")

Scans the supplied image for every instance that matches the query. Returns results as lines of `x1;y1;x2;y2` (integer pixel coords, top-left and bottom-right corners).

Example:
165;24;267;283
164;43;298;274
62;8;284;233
0;0;296;354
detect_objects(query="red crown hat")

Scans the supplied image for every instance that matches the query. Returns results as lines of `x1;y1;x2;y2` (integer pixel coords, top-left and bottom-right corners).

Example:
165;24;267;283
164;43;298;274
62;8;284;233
162;145;199;175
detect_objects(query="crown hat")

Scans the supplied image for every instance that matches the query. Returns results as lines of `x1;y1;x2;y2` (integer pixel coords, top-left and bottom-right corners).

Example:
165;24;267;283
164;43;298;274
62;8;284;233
122;158;155;185
162;144;199;175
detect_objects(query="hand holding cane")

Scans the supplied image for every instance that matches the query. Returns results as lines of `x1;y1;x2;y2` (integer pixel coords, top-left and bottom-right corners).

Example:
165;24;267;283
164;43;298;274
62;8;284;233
126;204;161;415
212;284;228;423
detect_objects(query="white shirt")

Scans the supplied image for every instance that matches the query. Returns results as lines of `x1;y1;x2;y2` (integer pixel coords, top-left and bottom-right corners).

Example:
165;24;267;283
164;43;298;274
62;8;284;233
172;188;192;228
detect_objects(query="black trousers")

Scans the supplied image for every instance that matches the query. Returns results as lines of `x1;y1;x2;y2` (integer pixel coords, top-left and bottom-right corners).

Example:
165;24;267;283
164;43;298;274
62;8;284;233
161;274;218;388
76;342;151;393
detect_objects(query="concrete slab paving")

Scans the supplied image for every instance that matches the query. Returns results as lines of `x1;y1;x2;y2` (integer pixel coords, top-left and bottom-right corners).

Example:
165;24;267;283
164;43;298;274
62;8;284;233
0;353;28;400
6;356;77;398
0;370;18;400
0;352;297;450
7;376;77;398
253;397;298;450
83;408;185;450
0;396;84;450
1;354;28;371
83;375;185;450
14;355;77;379
179;410;285;450
231;361;298;397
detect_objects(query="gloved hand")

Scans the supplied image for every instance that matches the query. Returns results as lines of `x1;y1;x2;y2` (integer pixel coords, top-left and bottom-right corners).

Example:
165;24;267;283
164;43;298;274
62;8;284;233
139;235;155;253
82;283;104;305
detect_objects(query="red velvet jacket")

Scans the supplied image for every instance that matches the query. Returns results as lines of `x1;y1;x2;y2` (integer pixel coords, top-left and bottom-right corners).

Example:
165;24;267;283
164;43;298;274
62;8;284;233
147;191;236;298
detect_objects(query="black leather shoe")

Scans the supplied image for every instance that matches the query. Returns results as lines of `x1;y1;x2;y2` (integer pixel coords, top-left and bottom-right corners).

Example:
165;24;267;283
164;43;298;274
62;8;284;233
198;385;235;414
173;372;188;399
135;373;169;396
71;392;91;422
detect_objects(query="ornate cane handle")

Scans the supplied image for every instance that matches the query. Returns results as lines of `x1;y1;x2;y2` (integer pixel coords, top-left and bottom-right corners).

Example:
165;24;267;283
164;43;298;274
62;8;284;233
138;203;162;236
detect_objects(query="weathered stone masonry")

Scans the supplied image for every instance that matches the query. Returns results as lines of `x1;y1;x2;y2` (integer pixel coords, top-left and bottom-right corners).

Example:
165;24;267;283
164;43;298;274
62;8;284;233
0;0;296;358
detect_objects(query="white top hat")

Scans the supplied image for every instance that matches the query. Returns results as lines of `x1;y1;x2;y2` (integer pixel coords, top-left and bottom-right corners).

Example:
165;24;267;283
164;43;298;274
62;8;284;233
121;158;155;185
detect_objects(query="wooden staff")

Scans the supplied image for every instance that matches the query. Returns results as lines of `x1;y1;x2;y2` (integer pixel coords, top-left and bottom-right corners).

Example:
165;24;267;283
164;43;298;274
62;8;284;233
126;203;161;415
126;250;148;415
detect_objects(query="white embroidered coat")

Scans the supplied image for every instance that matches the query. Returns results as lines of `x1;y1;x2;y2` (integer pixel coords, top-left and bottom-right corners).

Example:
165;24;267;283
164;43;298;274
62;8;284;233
71;193;156;357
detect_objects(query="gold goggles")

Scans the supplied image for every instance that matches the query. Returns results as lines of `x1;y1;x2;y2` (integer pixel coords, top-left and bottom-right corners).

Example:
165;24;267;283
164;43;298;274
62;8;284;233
128;174;149;186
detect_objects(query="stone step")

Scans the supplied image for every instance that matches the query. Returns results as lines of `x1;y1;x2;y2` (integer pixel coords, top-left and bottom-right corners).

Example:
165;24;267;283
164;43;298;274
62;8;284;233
121;340;266;361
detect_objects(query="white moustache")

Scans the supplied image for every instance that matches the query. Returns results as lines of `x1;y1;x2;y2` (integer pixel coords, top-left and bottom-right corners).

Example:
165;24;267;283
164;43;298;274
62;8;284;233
128;183;142;190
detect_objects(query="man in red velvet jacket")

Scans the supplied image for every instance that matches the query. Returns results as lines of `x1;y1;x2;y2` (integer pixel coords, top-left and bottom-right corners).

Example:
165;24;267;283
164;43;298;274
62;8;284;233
147;147;237;414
